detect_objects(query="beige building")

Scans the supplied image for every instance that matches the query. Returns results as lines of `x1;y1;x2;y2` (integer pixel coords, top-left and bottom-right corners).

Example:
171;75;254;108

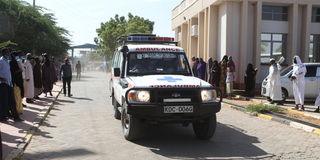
172;0;320;87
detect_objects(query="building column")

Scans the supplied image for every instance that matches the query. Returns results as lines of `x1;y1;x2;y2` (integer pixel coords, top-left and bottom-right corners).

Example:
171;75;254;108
187;19;192;58
190;17;198;58
174;27;180;46
254;0;262;69
288;3;299;63
302;4;312;62
204;8;209;61
207;5;218;60
181;23;188;52
239;0;248;85
198;12;205;59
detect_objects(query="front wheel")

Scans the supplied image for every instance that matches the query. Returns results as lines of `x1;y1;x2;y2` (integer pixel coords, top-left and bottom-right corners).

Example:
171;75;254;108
121;103;141;141
192;114;217;140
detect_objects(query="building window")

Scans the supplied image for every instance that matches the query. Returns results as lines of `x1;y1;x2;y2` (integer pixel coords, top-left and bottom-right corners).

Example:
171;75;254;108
312;7;320;23
262;5;288;21
261;33;287;63
309;35;320;62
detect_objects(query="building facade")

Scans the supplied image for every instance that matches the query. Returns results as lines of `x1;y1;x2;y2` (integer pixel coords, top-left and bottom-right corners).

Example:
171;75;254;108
172;0;320;86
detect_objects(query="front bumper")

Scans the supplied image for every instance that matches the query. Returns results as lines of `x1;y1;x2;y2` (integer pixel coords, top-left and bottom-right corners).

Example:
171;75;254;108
127;102;221;122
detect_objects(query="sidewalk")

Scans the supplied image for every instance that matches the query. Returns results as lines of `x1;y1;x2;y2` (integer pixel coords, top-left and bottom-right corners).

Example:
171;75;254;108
1;84;61;160
232;90;320;119
223;94;320;135
241;96;320;120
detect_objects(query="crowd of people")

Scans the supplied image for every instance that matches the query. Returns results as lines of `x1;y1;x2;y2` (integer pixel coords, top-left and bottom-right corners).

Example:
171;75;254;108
191;55;257;98
0;48;73;122
191;55;319;112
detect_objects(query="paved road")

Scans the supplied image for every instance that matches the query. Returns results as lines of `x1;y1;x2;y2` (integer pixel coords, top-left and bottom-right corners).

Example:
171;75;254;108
22;72;320;160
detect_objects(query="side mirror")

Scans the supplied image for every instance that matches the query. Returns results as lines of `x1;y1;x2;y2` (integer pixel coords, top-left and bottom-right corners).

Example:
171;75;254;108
113;68;120;77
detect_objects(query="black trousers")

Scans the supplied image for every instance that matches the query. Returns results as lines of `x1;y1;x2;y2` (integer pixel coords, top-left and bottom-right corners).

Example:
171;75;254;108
63;77;72;95
0;83;19;120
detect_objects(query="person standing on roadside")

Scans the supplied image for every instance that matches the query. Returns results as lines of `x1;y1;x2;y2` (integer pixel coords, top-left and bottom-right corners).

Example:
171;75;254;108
60;58;73;97
76;61;81;80
291;56;307;111
207;58;213;83
212;60;221;87
267;58;282;105
226;67;235;98
23;53;35;103
197;58;207;80
245;63;258;97
33;57;42;99
41;53;57;97
219;55;228;97
9;51;24;114
0;48;23;122
191;57;198;77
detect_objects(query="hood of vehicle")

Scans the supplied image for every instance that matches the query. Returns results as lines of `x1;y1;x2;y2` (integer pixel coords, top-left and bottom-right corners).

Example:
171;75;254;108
127;75;211;88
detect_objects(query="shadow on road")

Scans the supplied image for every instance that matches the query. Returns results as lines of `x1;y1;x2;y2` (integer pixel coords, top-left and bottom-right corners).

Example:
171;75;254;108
56;99;75;104
69;97;93;101
134;123;274;159
22;148;96;160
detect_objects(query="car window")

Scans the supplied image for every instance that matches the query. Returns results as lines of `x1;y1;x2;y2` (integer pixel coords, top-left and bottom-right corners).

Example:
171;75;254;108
112;51;119;68
305;66;317;77
281;66;293;76
127;52;192;76
317;67;320;77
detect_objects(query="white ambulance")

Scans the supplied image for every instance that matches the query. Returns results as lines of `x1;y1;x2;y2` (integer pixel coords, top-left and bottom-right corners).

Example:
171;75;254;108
110;34;221;141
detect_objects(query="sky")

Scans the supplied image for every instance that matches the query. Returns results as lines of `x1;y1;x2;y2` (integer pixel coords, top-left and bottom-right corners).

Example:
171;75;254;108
25;0;181;46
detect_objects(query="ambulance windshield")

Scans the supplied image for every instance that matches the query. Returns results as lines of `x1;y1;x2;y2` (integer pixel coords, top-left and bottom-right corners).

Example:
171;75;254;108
127;52;192;76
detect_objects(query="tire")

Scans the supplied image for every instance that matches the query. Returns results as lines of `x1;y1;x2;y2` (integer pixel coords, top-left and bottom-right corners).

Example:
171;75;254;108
192;114;217;140
121;103;141;141
112;95;121;120
281;88;288;102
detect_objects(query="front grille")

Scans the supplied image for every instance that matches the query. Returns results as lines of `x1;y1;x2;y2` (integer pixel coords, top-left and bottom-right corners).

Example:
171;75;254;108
151;89;200;103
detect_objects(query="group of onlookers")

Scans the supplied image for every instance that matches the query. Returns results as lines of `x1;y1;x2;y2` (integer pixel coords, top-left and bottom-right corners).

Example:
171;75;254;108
0;48;57;122
191;55;320;112
191;55;256;98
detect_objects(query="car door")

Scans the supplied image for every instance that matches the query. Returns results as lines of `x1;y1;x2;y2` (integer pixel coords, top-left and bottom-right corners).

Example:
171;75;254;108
305;65;318;98
113;51;124;105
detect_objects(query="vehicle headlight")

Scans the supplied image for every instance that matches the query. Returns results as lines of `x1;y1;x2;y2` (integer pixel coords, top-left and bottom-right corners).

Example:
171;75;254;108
128;90;150;103
201;89;217;102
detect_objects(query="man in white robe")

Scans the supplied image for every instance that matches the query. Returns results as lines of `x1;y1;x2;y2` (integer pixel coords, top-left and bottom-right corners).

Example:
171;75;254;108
267;58;282;104
23;53;35;103
291;56;307;110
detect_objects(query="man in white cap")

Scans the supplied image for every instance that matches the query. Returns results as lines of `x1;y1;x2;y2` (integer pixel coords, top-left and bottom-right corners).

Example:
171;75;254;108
291;56;307;110
23;53;35;103
267;58;282;104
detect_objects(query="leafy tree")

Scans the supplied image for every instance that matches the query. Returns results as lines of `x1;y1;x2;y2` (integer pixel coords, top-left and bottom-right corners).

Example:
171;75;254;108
0;0;70;56
95;13;154;57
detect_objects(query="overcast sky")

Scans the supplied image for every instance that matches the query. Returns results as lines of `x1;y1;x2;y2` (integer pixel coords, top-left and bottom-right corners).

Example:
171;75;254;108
25;0;181;46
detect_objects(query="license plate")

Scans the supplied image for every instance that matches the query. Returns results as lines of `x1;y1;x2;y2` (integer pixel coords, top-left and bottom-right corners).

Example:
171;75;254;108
164;106;193;113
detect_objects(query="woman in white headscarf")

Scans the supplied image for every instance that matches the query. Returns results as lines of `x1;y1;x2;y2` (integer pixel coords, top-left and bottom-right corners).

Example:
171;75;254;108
291;56;307;110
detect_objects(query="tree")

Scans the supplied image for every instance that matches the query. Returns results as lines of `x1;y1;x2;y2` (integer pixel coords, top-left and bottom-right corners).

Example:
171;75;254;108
95;13;154;57
0;0;70;56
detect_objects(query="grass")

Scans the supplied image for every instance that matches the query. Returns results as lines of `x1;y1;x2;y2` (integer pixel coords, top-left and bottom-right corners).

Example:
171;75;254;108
246;104;285;114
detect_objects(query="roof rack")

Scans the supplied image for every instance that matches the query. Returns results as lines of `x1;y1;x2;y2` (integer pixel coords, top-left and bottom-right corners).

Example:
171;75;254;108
117;33;178;46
